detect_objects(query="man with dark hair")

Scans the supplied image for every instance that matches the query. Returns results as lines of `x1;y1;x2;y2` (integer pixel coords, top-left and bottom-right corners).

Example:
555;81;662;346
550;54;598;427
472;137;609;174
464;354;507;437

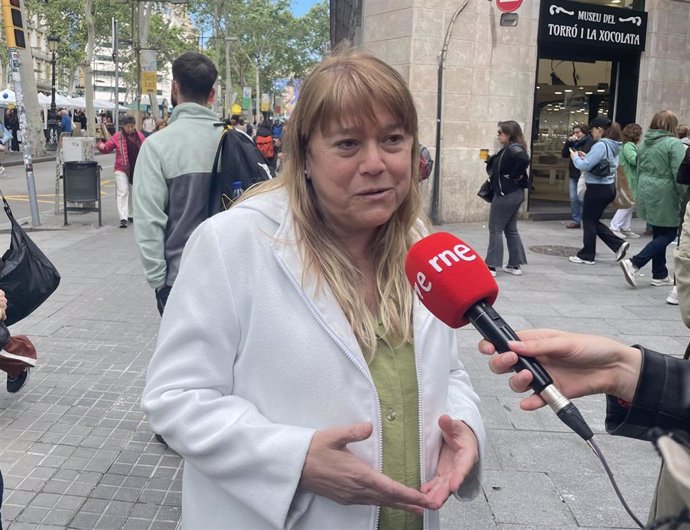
561;124;594;229
133;52;223;316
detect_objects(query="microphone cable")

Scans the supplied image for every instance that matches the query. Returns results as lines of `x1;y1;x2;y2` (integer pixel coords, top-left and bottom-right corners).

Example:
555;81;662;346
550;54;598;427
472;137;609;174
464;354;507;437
586;437;644;528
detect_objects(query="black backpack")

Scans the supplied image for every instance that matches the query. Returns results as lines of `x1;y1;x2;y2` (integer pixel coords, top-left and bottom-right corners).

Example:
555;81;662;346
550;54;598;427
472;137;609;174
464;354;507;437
209;125;273;215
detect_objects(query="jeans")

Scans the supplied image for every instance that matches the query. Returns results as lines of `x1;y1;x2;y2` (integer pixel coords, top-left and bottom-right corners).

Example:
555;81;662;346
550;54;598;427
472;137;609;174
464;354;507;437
631;225;678;279
486;189;527;268
568;176;583;223
577;183;625;262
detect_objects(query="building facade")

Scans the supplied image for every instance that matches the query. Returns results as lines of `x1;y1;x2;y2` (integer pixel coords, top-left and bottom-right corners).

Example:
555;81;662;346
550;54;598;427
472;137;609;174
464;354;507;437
332;0;689;222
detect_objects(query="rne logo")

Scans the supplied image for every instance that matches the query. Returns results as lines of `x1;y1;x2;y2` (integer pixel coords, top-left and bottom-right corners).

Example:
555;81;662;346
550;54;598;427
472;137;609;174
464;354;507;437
411;244;477;300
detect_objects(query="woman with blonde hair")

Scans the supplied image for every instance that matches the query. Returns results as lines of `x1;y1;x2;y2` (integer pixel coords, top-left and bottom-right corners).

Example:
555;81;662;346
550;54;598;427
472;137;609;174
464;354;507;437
141;51;484;529
620;110;688;289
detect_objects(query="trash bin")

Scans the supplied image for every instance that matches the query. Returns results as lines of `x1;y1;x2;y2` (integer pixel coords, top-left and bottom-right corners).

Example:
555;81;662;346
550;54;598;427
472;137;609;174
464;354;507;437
63;161;102;226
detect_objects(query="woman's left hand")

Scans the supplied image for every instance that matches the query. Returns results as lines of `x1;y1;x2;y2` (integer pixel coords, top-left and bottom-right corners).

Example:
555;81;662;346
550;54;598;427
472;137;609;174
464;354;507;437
421;415;479;510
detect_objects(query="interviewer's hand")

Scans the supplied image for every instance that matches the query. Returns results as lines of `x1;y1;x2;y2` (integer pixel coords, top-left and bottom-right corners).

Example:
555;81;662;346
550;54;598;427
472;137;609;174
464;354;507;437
299;422;434;514
421;416;479;509
0;288;7;320
478;329;642;409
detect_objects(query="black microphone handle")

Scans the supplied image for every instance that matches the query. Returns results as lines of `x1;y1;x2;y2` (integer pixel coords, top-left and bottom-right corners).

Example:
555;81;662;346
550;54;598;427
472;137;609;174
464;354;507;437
465;300;553;393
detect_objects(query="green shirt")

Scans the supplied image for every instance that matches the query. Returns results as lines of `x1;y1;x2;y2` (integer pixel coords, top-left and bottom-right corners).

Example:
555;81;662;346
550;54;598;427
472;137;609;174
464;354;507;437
368;324;423;530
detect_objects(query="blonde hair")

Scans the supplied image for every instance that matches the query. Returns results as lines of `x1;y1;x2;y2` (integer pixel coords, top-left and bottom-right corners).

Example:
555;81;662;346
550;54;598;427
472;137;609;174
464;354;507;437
243;50;426;358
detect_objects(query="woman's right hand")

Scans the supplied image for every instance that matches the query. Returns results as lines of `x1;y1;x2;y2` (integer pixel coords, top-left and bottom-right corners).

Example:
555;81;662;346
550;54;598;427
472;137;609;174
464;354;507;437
299;422;434;514
478;329;642;409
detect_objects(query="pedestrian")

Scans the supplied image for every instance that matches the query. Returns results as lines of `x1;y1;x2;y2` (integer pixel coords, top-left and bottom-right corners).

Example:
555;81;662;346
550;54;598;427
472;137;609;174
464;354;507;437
0;122;13;174
73;109;87;131
568;116;629;266
620;110;688;289
133;51;223;317
153;118;167;133
484;120;530;277
609;123;643;239
58;109;73;135
141;112;156;137
561;124;594;229
5;109;19;152
141;50;485;530
478;328;690;529
96;115;145;229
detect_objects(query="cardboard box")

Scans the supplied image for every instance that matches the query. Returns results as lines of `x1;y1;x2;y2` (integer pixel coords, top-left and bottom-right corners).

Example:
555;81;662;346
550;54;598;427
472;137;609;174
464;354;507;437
62;137;96;162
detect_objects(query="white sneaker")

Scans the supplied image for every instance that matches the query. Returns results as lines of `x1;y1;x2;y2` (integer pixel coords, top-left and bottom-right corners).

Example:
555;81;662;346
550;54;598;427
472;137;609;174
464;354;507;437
569;255;595;265
622;230;640;239
666;286;679;305
612;230;627;239
502;265;523;276
615;241;630;262
620;259;639;287
488;267;496;277
651;276;674;287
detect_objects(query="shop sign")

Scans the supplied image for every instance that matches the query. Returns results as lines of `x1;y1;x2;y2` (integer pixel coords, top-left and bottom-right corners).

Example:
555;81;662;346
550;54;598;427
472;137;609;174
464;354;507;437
539;0;646;52
496;0;522;12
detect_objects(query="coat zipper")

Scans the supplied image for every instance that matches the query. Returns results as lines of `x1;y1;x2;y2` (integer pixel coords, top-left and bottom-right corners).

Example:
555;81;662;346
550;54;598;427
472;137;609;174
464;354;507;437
496;148;507;196
273;250;384;527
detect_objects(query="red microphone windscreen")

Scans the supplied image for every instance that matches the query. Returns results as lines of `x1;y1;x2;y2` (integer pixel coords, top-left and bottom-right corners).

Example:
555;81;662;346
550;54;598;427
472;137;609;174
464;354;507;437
405;232;499;328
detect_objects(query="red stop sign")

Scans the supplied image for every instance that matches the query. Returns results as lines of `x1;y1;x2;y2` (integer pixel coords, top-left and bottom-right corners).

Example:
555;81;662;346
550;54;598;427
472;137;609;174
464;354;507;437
496;0;523;12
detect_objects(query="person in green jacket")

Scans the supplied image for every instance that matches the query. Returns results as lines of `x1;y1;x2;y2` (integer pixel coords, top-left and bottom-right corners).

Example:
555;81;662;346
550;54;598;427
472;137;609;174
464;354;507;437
620;110;689;289
609;123;642;239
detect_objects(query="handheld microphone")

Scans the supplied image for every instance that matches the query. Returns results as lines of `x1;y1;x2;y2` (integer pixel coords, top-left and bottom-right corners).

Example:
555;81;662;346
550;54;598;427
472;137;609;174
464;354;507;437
405;232;593;441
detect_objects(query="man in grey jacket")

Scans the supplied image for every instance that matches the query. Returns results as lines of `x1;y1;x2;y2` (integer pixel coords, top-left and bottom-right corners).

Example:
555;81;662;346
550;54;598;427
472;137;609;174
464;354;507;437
133;52;223;316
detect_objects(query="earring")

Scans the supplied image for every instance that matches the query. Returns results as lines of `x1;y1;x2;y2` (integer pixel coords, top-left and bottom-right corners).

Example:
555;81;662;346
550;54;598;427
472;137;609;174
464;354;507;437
304;169;310;180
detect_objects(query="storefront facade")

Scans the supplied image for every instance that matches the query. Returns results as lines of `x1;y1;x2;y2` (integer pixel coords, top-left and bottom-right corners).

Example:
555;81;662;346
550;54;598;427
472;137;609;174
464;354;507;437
333;0;690;222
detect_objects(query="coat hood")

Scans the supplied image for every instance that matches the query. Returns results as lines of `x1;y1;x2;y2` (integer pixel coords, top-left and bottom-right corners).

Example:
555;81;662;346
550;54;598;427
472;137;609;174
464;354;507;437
600;137;622;155
643;128;675;146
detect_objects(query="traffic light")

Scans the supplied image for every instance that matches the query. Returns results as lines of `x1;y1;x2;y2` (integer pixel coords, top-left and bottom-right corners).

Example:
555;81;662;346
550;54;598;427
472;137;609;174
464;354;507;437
2;0;26;49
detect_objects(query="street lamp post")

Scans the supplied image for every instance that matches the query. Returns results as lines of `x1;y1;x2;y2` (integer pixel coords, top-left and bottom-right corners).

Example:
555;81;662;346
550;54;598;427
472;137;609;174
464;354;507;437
46;34;60;151
224;36;238;119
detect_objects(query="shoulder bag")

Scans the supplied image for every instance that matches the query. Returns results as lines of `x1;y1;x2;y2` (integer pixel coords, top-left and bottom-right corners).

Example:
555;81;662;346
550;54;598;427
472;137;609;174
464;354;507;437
477;179;493;203
0;191;61;326
589;142;612;178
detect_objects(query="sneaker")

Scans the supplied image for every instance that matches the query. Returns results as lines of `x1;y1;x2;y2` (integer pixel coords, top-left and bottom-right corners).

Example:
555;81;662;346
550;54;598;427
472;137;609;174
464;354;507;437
615;241;630;262
622;230;640;239
488;266;496;277
566;222;581;229
569;255;595;265
127;217;134;223
502;265;523;276
7;367;29;393
612;230;627;239
666;286;679;305
119;219;128;229
620;259;639;287
651;276;674;287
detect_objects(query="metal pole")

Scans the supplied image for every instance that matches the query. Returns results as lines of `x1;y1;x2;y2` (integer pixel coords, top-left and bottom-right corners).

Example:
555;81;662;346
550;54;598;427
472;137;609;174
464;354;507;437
224;37;232;119
8;50;40;226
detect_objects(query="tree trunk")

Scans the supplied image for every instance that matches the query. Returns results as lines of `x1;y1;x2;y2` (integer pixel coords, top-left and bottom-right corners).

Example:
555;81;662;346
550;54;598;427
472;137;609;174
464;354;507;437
17;46;46;156
84;0;96;137
139;2;160;120
255;58;260;121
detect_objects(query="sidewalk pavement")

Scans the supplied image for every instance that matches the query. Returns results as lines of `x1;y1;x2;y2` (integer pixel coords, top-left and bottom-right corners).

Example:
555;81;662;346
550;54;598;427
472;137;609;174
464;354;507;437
1;203;685;529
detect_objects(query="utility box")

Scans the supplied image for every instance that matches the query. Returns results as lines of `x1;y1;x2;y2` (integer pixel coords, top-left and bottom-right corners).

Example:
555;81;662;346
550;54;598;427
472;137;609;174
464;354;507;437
62;137;96;162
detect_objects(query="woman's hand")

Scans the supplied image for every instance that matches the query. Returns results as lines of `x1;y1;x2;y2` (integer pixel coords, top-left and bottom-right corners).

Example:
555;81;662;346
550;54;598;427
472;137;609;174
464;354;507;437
478;329;642;408
299;422;434;514
0;289;7;320
421;416;479;510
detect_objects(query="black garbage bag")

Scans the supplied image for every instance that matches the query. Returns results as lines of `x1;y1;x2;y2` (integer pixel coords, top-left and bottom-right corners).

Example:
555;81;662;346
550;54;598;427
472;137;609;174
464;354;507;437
0;192;60;326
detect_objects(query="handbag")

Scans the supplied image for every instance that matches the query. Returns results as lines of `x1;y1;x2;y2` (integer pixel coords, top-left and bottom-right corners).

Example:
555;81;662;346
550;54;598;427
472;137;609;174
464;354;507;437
611;166;634;209
577;172;586;200
477;179;493;203
0;191;61;326
589;142;612;178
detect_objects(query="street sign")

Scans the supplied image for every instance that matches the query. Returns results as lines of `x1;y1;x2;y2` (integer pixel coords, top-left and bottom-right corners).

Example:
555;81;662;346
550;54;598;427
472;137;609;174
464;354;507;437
496;0;522;12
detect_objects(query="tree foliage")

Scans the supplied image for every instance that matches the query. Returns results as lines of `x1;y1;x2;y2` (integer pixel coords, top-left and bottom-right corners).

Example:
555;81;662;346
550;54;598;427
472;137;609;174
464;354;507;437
189;0;329;104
